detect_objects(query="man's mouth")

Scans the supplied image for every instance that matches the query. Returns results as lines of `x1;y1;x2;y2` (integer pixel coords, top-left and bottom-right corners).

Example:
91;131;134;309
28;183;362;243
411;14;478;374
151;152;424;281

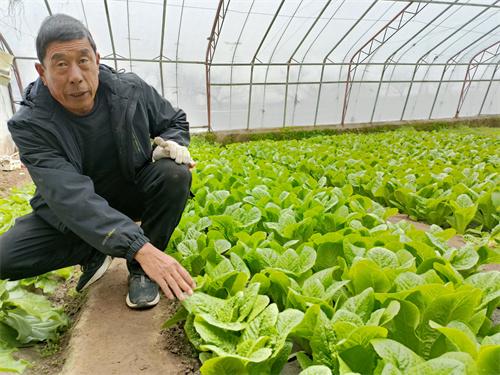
69;91;88;98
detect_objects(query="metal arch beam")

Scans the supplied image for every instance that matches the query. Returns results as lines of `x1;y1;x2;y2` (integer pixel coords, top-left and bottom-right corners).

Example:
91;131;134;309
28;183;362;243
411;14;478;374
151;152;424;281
229;0;255;127
370;1;458;123
80;0;89;28
292;0;346;123
352;3;414;109
429;24;499;119
246;0;286;130
158;0;168;97
44;0;52;15
205;0;231;132
478;59;500;115
399;0;499;120
126;0;132;71
384;0;500;8
282;0;333;127
384;3;496;116
175;0;186;106
103;0;118;70
455;40;500;117
409;10;499;117
341;2;427;126
291;0;346;125
258;1;303;128
313;0;379;126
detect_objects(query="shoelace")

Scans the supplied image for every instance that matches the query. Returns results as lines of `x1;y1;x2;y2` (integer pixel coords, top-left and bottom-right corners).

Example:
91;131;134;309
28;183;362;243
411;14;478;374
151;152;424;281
131;274;149;287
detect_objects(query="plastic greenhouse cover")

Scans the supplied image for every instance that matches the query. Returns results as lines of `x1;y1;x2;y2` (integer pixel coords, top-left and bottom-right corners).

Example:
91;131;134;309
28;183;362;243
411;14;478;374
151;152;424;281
0;0;498;130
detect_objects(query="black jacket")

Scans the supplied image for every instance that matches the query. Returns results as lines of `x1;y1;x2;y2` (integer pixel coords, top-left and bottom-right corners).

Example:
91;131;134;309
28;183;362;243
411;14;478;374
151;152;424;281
8;64;190;261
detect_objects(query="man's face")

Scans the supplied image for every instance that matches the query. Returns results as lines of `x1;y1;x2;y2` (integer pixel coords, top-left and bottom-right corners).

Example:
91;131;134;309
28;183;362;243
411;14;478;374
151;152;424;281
35;38;100;116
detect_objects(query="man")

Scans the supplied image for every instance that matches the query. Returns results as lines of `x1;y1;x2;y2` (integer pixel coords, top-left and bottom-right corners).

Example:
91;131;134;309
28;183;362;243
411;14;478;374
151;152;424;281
0;14;195;309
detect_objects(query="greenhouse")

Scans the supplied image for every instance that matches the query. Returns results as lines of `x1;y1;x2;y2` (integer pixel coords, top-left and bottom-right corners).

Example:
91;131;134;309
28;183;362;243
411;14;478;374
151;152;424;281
0;0;499;374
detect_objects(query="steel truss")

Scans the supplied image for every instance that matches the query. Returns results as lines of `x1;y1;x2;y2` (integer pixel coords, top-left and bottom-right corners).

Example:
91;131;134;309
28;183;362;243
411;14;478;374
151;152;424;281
429;25;499;119
341;2;427;125
455;41;500;117
400;1;499;120
370;1;459;123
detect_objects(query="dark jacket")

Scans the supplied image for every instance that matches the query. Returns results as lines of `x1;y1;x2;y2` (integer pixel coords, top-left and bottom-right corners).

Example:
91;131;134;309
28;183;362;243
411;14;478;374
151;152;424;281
8;64;190;262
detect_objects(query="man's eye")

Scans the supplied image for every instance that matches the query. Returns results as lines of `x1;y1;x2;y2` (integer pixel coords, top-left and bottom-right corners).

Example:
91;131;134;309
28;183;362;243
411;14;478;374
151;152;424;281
57;62;67;68
80;58;89;64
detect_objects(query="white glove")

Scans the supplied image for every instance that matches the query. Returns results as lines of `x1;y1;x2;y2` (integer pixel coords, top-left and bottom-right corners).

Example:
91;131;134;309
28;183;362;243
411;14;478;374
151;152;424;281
153;137;194;165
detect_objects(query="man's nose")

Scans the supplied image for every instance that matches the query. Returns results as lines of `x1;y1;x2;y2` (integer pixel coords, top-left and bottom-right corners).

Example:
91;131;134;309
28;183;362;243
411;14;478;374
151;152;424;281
68;64;84;84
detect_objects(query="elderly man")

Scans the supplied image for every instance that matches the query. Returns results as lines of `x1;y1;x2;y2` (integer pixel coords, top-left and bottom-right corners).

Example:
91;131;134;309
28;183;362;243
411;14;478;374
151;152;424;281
0;14;195;309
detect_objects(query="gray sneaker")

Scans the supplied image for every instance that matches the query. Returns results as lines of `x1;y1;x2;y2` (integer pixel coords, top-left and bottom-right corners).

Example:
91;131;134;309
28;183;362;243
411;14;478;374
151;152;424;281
126;274;160;309
76;252;113;292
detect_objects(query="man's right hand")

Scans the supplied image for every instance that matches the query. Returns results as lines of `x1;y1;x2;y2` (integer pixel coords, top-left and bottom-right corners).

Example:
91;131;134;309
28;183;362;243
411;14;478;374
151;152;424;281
134;242;195;300
153;137;195;168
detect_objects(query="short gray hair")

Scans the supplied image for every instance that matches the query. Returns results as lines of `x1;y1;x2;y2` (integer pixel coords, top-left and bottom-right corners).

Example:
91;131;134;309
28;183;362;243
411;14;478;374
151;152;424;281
36;14;97;64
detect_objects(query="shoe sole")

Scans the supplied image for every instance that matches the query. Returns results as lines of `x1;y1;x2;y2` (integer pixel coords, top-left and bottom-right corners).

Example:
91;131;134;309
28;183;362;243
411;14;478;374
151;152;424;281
79;256;113;291
126;292;160;309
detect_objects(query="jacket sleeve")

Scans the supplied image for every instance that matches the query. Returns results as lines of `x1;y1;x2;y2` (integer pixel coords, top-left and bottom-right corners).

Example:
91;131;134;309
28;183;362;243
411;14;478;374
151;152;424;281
139;79;190;147
8;121;150;262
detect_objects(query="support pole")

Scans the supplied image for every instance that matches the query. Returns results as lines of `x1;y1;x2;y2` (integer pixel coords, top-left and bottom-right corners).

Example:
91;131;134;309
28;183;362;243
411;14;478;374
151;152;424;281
205;0;230;132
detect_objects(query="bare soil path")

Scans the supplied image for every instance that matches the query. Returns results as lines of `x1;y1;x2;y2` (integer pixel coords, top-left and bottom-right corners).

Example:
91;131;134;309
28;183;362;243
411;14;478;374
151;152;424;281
60;259;198;375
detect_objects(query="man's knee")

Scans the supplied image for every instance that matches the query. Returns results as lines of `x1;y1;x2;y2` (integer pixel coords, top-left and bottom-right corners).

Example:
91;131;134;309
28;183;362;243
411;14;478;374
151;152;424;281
151;159;192;196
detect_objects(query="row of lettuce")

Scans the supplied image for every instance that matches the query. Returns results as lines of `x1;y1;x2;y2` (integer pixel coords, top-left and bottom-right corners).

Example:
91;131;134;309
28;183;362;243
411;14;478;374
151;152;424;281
163;128;500;374
211;127;498;234
0;187;70;373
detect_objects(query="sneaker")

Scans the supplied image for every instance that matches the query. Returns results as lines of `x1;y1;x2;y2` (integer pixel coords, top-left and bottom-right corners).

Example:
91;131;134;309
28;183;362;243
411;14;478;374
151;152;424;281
126;274;160;309
76;252;113;292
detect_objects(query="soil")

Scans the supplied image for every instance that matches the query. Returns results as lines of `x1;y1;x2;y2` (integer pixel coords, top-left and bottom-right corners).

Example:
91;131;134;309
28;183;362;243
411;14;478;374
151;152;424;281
0;167;32;198
160;303;200;375
59;259;198;375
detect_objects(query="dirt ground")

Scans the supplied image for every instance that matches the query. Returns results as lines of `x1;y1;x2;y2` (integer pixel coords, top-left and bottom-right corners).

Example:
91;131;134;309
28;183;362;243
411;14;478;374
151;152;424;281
58;259;200;375
0;167;32;197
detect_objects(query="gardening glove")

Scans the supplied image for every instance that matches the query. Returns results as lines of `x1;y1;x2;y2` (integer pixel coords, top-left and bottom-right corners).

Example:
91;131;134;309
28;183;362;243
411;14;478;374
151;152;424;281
153;137;194;165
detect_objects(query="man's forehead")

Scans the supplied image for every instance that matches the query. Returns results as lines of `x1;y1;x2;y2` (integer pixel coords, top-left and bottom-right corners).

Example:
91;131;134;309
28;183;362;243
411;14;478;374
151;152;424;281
45;38;94;58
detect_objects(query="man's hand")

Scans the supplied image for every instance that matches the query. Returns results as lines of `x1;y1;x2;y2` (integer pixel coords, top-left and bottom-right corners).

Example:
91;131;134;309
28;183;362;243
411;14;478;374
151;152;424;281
134;242;195;300
153;137;195;168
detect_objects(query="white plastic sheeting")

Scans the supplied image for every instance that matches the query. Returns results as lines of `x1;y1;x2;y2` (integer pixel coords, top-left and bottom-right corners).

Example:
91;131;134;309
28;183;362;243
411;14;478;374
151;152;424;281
0;0;499;131
0;50;15;155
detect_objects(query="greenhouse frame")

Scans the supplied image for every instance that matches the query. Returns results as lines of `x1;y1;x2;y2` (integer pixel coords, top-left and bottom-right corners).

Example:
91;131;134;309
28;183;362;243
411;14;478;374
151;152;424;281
0;0;499;132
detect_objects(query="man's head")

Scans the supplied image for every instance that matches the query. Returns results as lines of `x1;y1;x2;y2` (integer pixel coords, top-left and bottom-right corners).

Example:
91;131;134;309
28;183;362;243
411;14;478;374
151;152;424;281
35;14;100;116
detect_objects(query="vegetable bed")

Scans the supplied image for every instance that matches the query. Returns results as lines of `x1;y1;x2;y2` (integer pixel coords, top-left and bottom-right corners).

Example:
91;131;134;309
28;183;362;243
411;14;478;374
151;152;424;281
1;126;498;374
164;127;499;374
1;187;70;373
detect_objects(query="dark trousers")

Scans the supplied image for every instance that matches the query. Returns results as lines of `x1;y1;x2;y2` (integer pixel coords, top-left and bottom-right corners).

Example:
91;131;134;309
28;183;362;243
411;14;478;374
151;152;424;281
0;159;191;280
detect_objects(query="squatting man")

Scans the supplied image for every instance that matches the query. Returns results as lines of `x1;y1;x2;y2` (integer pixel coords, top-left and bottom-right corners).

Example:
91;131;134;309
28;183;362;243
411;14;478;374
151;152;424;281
0;14;197;309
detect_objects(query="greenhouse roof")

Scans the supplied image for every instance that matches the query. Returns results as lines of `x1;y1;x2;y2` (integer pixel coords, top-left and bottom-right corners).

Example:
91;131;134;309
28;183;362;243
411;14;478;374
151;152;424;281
1;0;499;130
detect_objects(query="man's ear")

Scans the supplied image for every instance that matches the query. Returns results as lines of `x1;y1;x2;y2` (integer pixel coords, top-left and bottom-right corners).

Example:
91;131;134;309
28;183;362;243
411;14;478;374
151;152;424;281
95;52;100;67
35;63;46;85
